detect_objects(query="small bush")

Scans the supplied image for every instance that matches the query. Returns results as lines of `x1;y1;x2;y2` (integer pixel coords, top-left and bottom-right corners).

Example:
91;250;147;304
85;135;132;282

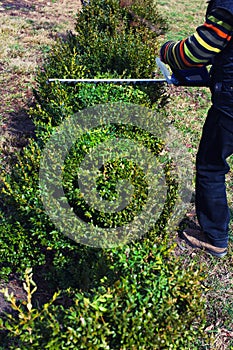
0;242;207;349
0;100;174;283
0;140;106;288
74;0;167;76
32;0;167;126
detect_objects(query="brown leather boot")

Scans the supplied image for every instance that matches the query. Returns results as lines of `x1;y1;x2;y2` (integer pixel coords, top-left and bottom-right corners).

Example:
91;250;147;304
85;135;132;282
180;228;228;258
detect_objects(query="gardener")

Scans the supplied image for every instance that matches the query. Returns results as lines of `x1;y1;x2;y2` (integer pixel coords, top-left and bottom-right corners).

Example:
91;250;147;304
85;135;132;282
160;0;233;257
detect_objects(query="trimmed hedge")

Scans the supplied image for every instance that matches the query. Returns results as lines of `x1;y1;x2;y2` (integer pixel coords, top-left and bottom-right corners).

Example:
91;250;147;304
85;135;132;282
0;240;207;349
32;0;167;127
0;1;208;349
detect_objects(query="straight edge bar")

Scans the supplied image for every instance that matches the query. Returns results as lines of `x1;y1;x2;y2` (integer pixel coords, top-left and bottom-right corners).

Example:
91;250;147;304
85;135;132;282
47;78;168;84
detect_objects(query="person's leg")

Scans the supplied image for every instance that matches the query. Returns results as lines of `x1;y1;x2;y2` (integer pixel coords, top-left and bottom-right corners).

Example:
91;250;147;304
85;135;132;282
195;107;233;248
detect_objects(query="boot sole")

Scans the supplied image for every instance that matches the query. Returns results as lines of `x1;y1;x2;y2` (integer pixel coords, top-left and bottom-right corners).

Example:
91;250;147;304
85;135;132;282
180;232;227;258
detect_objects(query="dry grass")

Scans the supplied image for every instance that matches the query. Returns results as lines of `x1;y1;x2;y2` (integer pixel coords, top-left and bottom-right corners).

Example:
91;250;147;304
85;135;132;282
156;0;207;41
0;0;81;152
157;0;233;348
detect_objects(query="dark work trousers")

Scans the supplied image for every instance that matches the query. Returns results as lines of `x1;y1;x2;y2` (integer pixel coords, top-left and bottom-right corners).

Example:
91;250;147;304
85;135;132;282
195;106;233;248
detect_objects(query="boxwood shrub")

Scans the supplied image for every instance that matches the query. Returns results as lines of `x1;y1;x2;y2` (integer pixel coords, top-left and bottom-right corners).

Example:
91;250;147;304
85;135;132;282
0;240;207;350
74;0;167;77
32;0;167;126
0;86;158;286
0;105;207;349
0;100;176;285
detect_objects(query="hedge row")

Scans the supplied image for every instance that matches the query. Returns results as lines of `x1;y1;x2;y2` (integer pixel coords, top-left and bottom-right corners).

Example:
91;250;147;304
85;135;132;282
0;1;207;348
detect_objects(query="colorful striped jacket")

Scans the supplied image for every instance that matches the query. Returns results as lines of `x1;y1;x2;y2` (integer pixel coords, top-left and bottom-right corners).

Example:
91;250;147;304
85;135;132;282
160;6;233;70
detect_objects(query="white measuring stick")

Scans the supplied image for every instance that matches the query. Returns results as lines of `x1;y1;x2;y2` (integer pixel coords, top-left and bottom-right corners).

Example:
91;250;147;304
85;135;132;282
47;78;167;84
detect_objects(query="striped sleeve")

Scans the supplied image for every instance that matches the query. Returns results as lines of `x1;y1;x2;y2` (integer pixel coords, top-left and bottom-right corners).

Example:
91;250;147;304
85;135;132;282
160;8;233;70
